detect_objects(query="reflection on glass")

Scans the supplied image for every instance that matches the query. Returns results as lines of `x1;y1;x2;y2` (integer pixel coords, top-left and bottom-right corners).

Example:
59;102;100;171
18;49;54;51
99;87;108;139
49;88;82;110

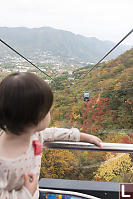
41;193;84;198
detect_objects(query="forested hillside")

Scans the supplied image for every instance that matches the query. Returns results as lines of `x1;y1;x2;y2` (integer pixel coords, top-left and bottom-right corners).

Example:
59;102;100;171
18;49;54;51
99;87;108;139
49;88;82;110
41;48;133;183
0;46;132;183
52;48;133;132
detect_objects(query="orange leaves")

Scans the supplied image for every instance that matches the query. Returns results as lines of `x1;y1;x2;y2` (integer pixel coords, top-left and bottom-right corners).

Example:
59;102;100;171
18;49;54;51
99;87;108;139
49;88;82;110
40;149;78;179
104;133;127;143
114;82;121;91
94;153;132;182
126;97;133;105
79;94;110;133
68;105;81;122
121;136;133;144
125;97;133;113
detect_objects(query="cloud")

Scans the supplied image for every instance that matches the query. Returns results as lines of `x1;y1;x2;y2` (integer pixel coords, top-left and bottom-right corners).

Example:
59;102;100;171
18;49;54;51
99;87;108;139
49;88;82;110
0;0;133;45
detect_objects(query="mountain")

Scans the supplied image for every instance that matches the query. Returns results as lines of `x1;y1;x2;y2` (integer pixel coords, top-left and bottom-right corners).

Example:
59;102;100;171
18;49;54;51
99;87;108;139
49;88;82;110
0;26;131;62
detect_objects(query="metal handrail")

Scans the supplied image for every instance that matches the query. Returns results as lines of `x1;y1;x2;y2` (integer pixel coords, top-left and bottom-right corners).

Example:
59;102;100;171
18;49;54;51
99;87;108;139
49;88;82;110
39;188;101;199
43;142;133;153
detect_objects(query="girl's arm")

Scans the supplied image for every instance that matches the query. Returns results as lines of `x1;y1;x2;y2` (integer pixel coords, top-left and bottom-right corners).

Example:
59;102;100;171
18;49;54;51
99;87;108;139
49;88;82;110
24;173;38;197
0;187;38;199
0;174;38;199
41;127;102;147
80;132;102;147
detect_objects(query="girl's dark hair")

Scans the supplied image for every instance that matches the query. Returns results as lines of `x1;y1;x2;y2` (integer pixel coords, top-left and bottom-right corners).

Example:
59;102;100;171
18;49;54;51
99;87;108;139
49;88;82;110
0;72;53;135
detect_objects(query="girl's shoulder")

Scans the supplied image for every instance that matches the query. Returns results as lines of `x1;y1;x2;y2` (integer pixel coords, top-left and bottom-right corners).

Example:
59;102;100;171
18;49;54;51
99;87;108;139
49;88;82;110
0;132;36;161
34;131;44;145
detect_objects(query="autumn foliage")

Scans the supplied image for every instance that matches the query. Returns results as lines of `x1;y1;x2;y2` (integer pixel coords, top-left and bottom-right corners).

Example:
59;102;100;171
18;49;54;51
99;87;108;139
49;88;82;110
41;48;133;183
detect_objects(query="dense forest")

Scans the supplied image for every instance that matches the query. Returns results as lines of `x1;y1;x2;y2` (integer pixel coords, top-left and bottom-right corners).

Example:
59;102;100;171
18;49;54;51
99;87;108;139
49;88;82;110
41;48;133;183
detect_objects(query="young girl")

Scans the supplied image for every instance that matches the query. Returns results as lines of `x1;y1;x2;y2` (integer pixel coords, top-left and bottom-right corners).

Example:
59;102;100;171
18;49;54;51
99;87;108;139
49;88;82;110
0;72;102;199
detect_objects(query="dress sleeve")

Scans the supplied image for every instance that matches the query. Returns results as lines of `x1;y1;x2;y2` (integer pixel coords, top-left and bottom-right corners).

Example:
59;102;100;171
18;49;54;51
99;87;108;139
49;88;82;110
0;186;38;199
40;127;80;143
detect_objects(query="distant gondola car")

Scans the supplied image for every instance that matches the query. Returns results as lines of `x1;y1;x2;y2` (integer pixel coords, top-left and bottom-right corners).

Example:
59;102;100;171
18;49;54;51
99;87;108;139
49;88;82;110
67;77;75;88
83;92;90;102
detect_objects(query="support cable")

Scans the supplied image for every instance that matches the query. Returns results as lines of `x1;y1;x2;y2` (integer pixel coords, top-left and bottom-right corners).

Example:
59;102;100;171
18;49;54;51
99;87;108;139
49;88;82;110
79;29;133;80
0;38;54;80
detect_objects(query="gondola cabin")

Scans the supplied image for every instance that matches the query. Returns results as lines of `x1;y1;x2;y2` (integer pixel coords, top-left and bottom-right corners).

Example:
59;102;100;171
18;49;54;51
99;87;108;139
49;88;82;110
83;92;90;102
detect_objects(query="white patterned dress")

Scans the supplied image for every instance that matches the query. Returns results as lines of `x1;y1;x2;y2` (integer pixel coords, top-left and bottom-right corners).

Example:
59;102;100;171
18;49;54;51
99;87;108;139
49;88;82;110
0;128;80;199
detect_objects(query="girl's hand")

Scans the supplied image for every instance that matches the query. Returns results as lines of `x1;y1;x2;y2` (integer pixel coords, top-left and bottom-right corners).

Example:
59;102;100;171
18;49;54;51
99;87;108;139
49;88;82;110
24;173;38;196
80;133;102;148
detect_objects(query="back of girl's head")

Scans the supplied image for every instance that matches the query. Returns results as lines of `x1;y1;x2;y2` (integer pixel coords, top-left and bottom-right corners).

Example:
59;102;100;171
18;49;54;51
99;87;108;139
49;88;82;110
0;72;53;135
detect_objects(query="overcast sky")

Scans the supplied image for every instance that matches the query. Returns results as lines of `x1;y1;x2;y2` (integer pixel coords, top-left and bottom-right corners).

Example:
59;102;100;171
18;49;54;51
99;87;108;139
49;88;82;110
0;0;133;45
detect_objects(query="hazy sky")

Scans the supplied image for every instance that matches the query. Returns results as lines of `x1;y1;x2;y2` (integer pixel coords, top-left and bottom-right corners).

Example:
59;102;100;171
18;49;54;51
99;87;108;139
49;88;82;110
0;0;133;45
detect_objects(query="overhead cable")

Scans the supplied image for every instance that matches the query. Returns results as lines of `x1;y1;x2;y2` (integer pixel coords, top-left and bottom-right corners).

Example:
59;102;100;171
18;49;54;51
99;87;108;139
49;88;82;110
80;29;133;79
0;38;54;80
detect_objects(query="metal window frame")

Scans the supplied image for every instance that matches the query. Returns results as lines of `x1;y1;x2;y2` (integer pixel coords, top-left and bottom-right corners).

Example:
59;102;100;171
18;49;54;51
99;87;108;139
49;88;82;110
41;141;133;198
43;141;133;153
